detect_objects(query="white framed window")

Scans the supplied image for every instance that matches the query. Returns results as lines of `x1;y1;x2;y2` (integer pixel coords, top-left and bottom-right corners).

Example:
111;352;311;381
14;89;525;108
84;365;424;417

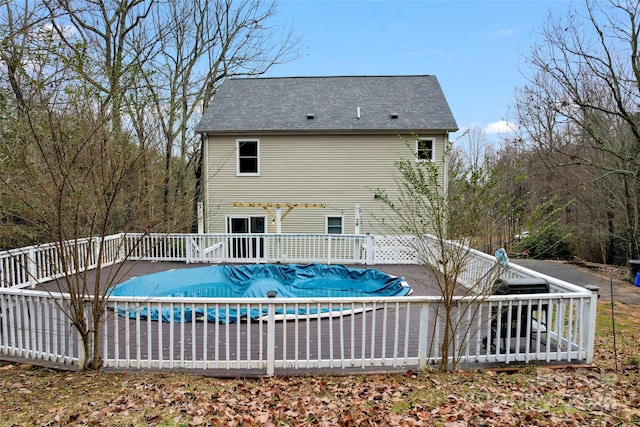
415;138;435;161
326;216;343;234
226;216;267;234
237;139;260;175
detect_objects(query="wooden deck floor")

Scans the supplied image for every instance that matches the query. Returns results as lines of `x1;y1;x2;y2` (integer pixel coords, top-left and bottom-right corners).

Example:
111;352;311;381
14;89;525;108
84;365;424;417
32;262;560;376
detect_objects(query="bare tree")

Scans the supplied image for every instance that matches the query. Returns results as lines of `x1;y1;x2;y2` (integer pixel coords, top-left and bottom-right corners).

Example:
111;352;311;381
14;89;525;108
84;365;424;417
112;0;299;229
455;126;495;180
187;0;299;231
0;0;298;369
2;0;298;238
0;1;78;246
0;69;157;369
374;138;510;371
451;126;518;253
44;0;156;136
516;0;640;260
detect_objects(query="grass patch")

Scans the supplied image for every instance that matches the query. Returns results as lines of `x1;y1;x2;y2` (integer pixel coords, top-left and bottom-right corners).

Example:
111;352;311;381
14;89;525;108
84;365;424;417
595;302;640;370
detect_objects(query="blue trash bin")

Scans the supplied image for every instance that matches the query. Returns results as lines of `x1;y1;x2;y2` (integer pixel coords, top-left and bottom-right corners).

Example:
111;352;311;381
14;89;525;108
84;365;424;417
635;272;640;287
629;260;640;283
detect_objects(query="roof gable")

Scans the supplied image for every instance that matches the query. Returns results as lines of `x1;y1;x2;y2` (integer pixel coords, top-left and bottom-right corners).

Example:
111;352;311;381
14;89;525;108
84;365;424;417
195;75;458;134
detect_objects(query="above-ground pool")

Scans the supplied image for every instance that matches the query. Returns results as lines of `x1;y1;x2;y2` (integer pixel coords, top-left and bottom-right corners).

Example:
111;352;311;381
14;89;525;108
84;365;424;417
111;263;412;323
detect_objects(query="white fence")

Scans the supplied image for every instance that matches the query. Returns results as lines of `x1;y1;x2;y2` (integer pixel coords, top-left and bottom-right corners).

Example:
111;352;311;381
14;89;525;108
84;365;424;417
123;233;373;265
0;233;598;374
101;293;595;373
0;234;123;289
0;288;83;366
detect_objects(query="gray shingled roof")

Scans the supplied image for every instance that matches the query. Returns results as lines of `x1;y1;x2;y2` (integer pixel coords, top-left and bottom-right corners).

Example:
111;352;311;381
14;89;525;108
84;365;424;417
195;75;458;134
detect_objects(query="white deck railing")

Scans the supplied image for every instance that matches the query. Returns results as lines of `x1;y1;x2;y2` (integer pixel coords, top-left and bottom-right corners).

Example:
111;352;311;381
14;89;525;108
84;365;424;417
100;293;595;373
0;288;83;366
0;233;598;373
4;232;368;288
122;233;373;265
0;234;123;289
0;290;595;372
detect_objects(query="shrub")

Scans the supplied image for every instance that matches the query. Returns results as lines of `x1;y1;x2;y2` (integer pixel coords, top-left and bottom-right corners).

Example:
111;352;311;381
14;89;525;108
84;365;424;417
516;226;571;259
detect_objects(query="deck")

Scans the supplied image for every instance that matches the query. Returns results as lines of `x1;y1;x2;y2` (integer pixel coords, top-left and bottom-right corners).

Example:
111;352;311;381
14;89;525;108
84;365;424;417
1;233;597;375
39;262;472;376
48;262;559;376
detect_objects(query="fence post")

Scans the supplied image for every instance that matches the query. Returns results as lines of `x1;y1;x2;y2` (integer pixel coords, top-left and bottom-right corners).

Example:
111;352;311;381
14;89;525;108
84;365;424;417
76;299;90;369
327;236;332;265
365;234;374;265
186;235;193;264
583;287;599;364
418;301;429;370
266;291;277;376
92;236;101;270
27;248;37;288
118;233;126;263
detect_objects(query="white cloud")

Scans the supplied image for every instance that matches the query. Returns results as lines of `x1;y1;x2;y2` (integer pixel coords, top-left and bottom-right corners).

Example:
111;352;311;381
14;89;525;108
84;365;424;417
484;120;517;134
39;22;77;39
488;28;514;38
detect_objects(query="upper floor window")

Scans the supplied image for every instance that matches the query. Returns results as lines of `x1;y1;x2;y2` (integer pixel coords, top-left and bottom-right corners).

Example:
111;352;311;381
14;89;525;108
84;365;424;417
237;139;260;175
416;138;434;161
326;216;343;234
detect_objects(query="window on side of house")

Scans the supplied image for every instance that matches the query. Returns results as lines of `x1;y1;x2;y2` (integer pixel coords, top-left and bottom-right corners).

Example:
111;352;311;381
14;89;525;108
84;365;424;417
237;139;260;175
326;216;343;234
416;138;435;161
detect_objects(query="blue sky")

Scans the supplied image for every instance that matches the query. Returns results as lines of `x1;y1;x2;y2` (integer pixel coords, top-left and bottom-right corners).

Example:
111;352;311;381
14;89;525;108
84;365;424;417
266;0;580;142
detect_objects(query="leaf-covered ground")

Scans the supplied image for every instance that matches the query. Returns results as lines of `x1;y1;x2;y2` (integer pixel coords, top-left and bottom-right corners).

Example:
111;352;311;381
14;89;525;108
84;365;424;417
1;302;638;426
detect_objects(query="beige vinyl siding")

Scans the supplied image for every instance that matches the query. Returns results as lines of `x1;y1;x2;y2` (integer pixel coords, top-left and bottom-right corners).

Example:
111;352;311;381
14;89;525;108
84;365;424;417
204;133;448;234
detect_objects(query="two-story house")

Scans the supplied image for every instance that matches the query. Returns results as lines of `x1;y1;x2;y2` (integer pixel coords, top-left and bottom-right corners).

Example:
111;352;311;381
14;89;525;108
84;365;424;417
195;75;457;239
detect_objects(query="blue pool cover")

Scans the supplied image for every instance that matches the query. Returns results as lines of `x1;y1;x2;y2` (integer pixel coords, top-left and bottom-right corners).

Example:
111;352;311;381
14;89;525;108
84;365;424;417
111;263;411;323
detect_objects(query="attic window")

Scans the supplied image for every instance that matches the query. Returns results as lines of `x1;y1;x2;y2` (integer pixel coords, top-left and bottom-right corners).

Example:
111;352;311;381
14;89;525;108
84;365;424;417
237;139;260;175
416;138;435;162
306;114;315;120
390;113;399;119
